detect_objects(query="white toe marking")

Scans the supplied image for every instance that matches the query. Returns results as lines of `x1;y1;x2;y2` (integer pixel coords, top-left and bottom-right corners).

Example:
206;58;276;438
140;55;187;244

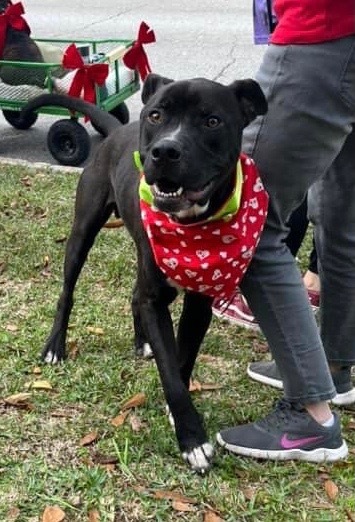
183;442;214;472
165;405;175;427
44;350;58;364
142;343;153;358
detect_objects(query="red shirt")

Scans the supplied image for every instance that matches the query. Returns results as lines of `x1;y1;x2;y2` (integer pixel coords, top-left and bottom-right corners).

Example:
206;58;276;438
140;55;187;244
271;0;355;44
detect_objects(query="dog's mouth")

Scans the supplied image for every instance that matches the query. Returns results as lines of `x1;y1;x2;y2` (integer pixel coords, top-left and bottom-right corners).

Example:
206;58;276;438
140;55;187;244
151;180;213;214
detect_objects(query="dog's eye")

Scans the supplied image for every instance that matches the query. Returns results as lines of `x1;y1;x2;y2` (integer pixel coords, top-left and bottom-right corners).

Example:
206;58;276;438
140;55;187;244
205;116;221;128
147;111;163;124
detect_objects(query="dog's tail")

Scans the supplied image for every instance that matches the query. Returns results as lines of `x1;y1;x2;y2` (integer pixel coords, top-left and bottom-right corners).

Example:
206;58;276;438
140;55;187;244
20;93;121;137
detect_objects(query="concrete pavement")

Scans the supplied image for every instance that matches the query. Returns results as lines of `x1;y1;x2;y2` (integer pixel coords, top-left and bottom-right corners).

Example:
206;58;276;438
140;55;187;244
0;0;265;166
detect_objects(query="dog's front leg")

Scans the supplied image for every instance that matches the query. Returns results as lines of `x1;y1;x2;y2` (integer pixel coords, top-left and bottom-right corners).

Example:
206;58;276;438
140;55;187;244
139;282;213;473
177;292;213;387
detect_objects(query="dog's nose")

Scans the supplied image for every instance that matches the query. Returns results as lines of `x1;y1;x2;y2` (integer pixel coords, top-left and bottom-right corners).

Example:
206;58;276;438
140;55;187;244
151;140;181;164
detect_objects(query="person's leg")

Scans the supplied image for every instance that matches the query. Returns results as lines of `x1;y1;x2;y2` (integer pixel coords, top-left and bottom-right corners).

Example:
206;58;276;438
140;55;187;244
217;37;355;460
309;127;355;404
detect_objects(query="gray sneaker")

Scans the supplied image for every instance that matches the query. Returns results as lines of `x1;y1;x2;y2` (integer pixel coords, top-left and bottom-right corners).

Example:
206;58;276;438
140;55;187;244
216;399;348;462
247;360;283;389
247;360;355;407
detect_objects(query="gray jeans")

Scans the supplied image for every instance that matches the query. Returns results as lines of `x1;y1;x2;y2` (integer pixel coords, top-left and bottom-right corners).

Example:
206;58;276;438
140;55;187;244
240;36;355;403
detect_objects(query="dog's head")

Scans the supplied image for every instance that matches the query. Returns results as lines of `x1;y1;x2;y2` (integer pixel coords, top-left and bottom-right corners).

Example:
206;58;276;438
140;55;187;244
139;73;267;221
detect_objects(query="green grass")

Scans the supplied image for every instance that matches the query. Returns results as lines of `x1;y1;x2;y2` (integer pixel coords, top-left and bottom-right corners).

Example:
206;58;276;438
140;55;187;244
0;164;354;522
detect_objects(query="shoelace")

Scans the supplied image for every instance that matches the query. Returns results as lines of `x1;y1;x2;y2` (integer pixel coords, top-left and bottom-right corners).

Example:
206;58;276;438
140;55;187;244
260;399;306;430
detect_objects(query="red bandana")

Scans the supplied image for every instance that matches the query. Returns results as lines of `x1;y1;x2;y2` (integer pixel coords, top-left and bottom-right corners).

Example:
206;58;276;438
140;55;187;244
0;2;31;59
140;154;269;299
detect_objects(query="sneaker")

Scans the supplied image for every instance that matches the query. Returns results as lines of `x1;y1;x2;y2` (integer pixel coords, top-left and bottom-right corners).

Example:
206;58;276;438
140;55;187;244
247;360;283;389
216;399;348;462
213;289;318;331
212;292;260;331
307;289;320;312
331;366;355;407
247;360;355;406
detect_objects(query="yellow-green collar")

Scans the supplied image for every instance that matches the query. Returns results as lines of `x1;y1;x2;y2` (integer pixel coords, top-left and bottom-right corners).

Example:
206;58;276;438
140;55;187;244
134;150;243;222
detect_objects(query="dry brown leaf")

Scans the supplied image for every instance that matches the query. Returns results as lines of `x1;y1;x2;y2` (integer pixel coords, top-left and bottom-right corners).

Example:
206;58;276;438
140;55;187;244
111;410;129;427
7;506;20;520
241;487;256;500
121;392;146;411
41;505;66;522
200;383;223;391
100;463;116;472
153;490;197;504
348;421;355;431
203;510;224;522
92;452;118;465
189;380;222;392
324;479;339;501
21;176;32;187
31;380;53;391
6;323;18;332
346;509;355;521
86;326;104;335
80;431;99;447
32;366;42;375
172;500;195;512
252;339;269;353
129;414;145;432
55;236;67;244
103;218;124;229
88;508;100;521
4;392;32;407
68;340;79;360
189;380;202;392
310;502;334;510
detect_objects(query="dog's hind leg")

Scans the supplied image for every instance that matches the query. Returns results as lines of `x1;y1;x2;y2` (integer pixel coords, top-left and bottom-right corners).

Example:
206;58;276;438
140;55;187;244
176;292;213;387
131;281;153;358
42;174;115;364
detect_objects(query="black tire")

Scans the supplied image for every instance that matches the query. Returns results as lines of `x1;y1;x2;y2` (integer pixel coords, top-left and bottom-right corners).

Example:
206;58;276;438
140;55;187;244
47;119;90;166
91;102;129;135
2;109;38;130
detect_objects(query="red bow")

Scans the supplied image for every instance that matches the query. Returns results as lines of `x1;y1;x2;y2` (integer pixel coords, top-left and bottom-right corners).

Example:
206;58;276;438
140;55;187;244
0;2;31;58
62;43;109;119
123;21;155;81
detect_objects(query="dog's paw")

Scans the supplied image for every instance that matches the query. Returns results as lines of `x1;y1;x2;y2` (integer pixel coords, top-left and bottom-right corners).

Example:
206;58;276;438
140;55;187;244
182;442;214;474
136;342;153;359
42;349;62;364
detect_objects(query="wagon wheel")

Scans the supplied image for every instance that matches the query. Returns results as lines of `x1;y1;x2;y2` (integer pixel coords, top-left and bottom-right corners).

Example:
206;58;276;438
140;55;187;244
47;119;91;167
2;109;38;130
91;102;129;135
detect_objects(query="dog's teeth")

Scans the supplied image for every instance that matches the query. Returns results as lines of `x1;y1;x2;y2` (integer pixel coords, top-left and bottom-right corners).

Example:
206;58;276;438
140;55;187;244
154;185;183;198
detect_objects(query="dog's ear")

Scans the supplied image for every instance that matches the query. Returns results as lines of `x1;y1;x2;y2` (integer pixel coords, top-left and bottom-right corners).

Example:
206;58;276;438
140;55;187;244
229;79;267;127
141;73;174;104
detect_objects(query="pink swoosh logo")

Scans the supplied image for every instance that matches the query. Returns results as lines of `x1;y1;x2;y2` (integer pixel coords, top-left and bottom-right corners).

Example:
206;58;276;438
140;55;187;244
281;433;324;450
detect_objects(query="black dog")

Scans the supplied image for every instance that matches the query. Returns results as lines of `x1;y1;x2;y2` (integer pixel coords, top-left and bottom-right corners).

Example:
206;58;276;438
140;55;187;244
0;0;45;86
21;74;267;472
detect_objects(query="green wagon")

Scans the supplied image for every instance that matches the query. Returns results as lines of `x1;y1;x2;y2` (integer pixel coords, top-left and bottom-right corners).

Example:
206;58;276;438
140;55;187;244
0;37;140;166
